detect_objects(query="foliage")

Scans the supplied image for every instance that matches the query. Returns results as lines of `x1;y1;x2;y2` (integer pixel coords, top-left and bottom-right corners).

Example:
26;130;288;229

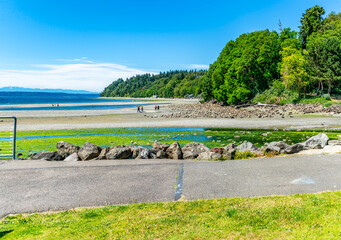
299;5;325;48
100;70;206;98
204;30;281;104
1;191;341;239
280;47;309;97
202;5;340;104
234;151;260;160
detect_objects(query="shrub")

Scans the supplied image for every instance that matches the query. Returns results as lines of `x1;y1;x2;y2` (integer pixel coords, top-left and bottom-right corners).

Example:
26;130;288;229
321;94;331;100
234;151;260;159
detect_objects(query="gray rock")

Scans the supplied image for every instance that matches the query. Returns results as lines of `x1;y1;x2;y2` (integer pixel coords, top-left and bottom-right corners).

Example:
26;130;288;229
131;146;145;159
224;144;238;159
106;147;132;160
153;141;169;151
304;133;329;149
56;141;80;158
97;148;109;160
64;153;80;162
198;152;223;160
138;148;150;159
166;142;183;160
156;150;166;159
182;142;210;159
263;141;289;154
31;151;63;161
237;142;259;152
284;143;305;154
78;142;102;161
328;140;341;146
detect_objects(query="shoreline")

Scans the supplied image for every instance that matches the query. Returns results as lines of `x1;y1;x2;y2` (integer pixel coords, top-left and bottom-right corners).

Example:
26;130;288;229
0;98;339;131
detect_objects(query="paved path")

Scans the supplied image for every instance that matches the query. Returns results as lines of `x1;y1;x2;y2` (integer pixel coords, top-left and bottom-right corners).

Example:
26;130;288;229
1;155;340;218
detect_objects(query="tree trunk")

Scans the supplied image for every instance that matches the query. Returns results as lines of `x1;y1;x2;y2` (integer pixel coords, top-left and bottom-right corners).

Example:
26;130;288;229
304;86;306;98
328;82;331;94
316;81;321;95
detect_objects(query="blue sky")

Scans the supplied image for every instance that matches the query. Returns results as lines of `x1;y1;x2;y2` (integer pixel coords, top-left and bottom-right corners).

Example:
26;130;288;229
0;0;340;91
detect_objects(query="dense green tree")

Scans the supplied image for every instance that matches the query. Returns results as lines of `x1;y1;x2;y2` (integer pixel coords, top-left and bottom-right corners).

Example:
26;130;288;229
305;12;341;94
100;70;206;98
280;47;308;96
299;5;325;48
204;30;281;104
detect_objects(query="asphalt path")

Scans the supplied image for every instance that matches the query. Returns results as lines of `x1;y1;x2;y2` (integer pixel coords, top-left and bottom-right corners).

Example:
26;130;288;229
1;154;340;218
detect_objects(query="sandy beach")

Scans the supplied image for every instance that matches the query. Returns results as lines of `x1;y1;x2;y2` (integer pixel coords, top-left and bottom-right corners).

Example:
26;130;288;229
0;97;340;131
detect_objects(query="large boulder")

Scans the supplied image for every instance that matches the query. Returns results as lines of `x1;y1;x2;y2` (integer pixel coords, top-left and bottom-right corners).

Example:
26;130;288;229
64;152;80;162
97;148;109;160
284;143;305;154
182;142;210;159
263;141;289;154
137;148;150;159
198;152;223;161
106;147;132;159
78;142;102;161
131;146;145;159
237;142;259;152
304;133;329;149
56;141;80;158
211;147;233;160
224;144;238;159
153;141;169;151
152;141;169;159
166;142;183;160
328;139;341;146
31;151;63;161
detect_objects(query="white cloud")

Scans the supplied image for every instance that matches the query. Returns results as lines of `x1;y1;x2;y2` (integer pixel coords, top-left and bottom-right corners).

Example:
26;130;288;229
56;57;94;63
0;61;152;92
187;64;209;69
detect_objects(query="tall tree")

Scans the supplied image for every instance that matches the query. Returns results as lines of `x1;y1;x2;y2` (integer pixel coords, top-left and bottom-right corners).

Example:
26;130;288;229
280;47;308;97
299;5;325;48
306;12;341;94
204;30;281;104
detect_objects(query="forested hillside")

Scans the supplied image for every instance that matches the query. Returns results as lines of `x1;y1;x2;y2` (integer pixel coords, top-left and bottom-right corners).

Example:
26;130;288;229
203;5;341;104
100;70;206;98
102;5;340;104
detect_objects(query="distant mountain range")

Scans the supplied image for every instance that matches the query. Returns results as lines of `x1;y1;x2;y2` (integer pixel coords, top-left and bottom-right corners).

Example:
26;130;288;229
0;87;98;94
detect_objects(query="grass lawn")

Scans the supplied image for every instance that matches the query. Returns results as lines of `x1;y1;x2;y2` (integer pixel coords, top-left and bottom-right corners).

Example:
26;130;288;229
1;191;340;239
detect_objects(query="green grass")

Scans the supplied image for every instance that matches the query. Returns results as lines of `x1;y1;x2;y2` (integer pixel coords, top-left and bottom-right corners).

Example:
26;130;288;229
13;127;341;158
1;191;340;239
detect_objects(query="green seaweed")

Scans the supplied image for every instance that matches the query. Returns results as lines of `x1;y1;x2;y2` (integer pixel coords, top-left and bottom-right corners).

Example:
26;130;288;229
13;127;341;158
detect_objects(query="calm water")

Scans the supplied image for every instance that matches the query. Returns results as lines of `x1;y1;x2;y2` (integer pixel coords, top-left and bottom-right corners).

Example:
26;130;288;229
0;92;144;111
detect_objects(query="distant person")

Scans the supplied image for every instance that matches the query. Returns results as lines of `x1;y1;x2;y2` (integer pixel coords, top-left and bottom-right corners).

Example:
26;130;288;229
157;105;160;110
155;105;157;111
57;104;59;107
141;106;144;112
137;106;140;113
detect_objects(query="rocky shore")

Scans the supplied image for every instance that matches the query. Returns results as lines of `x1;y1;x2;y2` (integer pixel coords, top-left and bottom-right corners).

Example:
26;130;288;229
27;133;340;161
155;102;341;119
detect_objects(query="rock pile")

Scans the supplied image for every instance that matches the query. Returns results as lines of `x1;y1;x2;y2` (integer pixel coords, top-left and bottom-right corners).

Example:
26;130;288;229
28;133;338;161
156;102;341;119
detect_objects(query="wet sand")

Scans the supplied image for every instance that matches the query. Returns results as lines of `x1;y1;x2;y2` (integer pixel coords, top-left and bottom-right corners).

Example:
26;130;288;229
0;98;340;131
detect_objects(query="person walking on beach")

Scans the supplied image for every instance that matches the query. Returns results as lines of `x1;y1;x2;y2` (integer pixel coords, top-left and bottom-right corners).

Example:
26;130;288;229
141;106;143;112
137;106;140;113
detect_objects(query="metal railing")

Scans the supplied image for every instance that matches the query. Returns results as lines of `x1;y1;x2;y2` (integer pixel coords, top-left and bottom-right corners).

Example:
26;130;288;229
0;117;17;159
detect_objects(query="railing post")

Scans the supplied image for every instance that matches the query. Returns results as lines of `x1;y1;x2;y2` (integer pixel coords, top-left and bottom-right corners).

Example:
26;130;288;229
12;117;17;160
